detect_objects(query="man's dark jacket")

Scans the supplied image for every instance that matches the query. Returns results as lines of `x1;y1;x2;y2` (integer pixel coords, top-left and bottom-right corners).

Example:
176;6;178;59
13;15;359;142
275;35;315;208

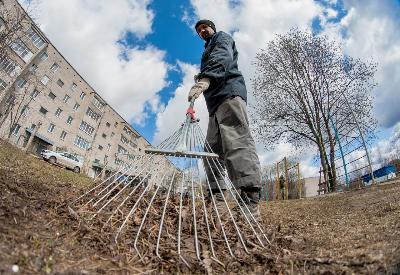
197;31;247;115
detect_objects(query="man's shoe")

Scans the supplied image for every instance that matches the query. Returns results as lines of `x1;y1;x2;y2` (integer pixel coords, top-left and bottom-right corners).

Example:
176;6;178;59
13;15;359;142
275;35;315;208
240;188;261;222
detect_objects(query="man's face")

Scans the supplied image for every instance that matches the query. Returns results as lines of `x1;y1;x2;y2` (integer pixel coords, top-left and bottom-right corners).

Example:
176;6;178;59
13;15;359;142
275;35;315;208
196;24;215;41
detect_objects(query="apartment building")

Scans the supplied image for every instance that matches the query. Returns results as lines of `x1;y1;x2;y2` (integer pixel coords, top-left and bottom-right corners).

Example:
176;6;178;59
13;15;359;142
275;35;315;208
0;0;171;178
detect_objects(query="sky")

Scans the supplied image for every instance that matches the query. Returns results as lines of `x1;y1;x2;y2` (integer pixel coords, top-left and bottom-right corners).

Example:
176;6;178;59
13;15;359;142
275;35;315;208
23;0;400;178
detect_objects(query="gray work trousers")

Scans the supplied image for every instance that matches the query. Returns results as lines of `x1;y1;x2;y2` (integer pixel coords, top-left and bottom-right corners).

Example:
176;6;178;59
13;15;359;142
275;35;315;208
204;96;261;191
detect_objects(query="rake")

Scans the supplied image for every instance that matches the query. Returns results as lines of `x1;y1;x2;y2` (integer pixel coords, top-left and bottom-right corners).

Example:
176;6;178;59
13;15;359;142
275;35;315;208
71;99;270;267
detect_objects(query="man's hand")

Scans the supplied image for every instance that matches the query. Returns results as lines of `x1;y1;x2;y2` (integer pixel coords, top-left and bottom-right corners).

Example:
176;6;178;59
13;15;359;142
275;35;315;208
194;73;201;83
188;78;210;102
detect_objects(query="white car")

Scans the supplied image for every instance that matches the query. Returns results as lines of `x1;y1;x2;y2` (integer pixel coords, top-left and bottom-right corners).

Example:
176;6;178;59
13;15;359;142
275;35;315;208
41;150;83;173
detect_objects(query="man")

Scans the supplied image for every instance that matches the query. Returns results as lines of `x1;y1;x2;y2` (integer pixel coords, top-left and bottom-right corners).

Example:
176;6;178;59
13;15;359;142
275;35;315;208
279;175;286;200
188;19;262;217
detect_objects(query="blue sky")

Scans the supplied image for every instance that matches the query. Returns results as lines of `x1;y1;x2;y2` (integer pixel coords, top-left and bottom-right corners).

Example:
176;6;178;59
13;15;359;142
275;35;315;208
127;0;204;142
31;0;400;176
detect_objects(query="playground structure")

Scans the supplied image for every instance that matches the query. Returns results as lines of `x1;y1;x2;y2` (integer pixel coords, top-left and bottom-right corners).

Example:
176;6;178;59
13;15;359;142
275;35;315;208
261;157;302;201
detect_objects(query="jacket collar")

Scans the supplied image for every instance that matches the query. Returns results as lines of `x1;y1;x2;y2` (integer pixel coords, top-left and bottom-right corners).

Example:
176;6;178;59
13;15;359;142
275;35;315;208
204;32;217;48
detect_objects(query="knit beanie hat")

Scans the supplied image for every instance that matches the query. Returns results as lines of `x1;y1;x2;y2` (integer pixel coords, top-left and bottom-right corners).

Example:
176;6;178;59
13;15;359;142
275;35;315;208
195;19;216;33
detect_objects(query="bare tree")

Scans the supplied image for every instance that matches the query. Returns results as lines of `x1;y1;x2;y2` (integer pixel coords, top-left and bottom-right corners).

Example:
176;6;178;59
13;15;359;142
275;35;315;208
0;0;44;140
1;67;41;138
0;0;35;56
251;29;376;192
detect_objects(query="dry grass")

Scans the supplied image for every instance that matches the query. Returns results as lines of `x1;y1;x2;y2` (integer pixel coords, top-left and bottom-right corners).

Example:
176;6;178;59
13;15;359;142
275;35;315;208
0;139;399;274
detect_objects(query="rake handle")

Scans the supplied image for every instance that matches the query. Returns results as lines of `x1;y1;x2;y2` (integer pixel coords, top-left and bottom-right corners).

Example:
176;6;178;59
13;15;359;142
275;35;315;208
186;98;196;121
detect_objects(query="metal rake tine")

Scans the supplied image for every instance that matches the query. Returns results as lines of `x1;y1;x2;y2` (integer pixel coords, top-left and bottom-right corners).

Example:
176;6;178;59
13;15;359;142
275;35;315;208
93;156;160;218
192;123;249;253
71;161;134;205
195;124;270;245
192;123;235;257
91;154;151;199
197;123;270;242
132;169;171;257
198;170;217;259
106;160;164;226
203;171;234;257
115;165;171;244
203;155;249;254
156;170;177;259
92;155;155;208
177;170;185;258
197;124;270;245
191;165;200;260
188;123;201;261
158;125;184;150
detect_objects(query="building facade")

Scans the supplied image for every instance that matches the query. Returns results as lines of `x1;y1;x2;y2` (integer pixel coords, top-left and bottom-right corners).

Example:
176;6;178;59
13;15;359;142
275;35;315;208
0;0;168;178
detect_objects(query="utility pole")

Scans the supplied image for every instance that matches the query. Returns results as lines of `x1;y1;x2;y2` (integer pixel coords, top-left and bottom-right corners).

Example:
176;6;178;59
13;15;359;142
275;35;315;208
284;157;289;200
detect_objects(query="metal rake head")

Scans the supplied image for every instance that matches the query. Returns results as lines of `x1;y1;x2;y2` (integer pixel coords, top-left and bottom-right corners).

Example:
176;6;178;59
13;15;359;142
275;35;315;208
71;102;270;267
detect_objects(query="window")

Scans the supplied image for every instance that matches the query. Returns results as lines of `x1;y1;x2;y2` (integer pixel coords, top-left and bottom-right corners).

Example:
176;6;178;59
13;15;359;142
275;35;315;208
115;158;125;166
0;55;21;76
21;105;29;117
120;134;137;148
121;134;129;145
92;96;105;110
102;133;107;138
80;91;86;99
27;27;45;48
41;75;49;85
60;130;67;140
29;63;38;73
57;79;64;87
0;78;7;91
48;91;56;100
63;94;70;103
74;135;89;150
55;107;62;117
50;63;59;72
47;123;55;133
106;122;110;127
73;103;80;111
11;124;21;136
79;120;95;136
118;145;127;154
98;145;103;150
39;51;48;61
16;78;27;88
66;116;73;124
71;83;77;91
39;107;48;115
30;89;39;99
10;39;33;62
86;107;100;121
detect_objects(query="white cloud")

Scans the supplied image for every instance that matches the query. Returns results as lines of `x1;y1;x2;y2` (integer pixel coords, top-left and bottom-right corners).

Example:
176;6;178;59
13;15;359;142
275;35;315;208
321;0;400;128
27;0;169;124
153;62;209;145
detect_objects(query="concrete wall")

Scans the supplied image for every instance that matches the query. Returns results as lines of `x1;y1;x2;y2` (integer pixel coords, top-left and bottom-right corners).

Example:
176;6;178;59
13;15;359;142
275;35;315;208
302;176;320;198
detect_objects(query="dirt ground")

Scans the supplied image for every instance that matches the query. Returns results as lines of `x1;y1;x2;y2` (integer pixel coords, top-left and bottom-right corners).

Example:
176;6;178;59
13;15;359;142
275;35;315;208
0;139;399;274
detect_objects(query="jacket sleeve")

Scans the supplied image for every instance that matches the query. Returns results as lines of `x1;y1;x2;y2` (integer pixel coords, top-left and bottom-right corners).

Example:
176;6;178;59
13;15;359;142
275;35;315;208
199;34;234;85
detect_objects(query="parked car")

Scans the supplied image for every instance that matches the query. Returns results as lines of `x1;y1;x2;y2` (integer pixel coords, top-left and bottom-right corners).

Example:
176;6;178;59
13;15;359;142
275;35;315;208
41;150;83;173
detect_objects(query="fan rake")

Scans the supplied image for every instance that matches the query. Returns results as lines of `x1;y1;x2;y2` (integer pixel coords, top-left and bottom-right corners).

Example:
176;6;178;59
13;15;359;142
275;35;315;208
70;100;270;267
